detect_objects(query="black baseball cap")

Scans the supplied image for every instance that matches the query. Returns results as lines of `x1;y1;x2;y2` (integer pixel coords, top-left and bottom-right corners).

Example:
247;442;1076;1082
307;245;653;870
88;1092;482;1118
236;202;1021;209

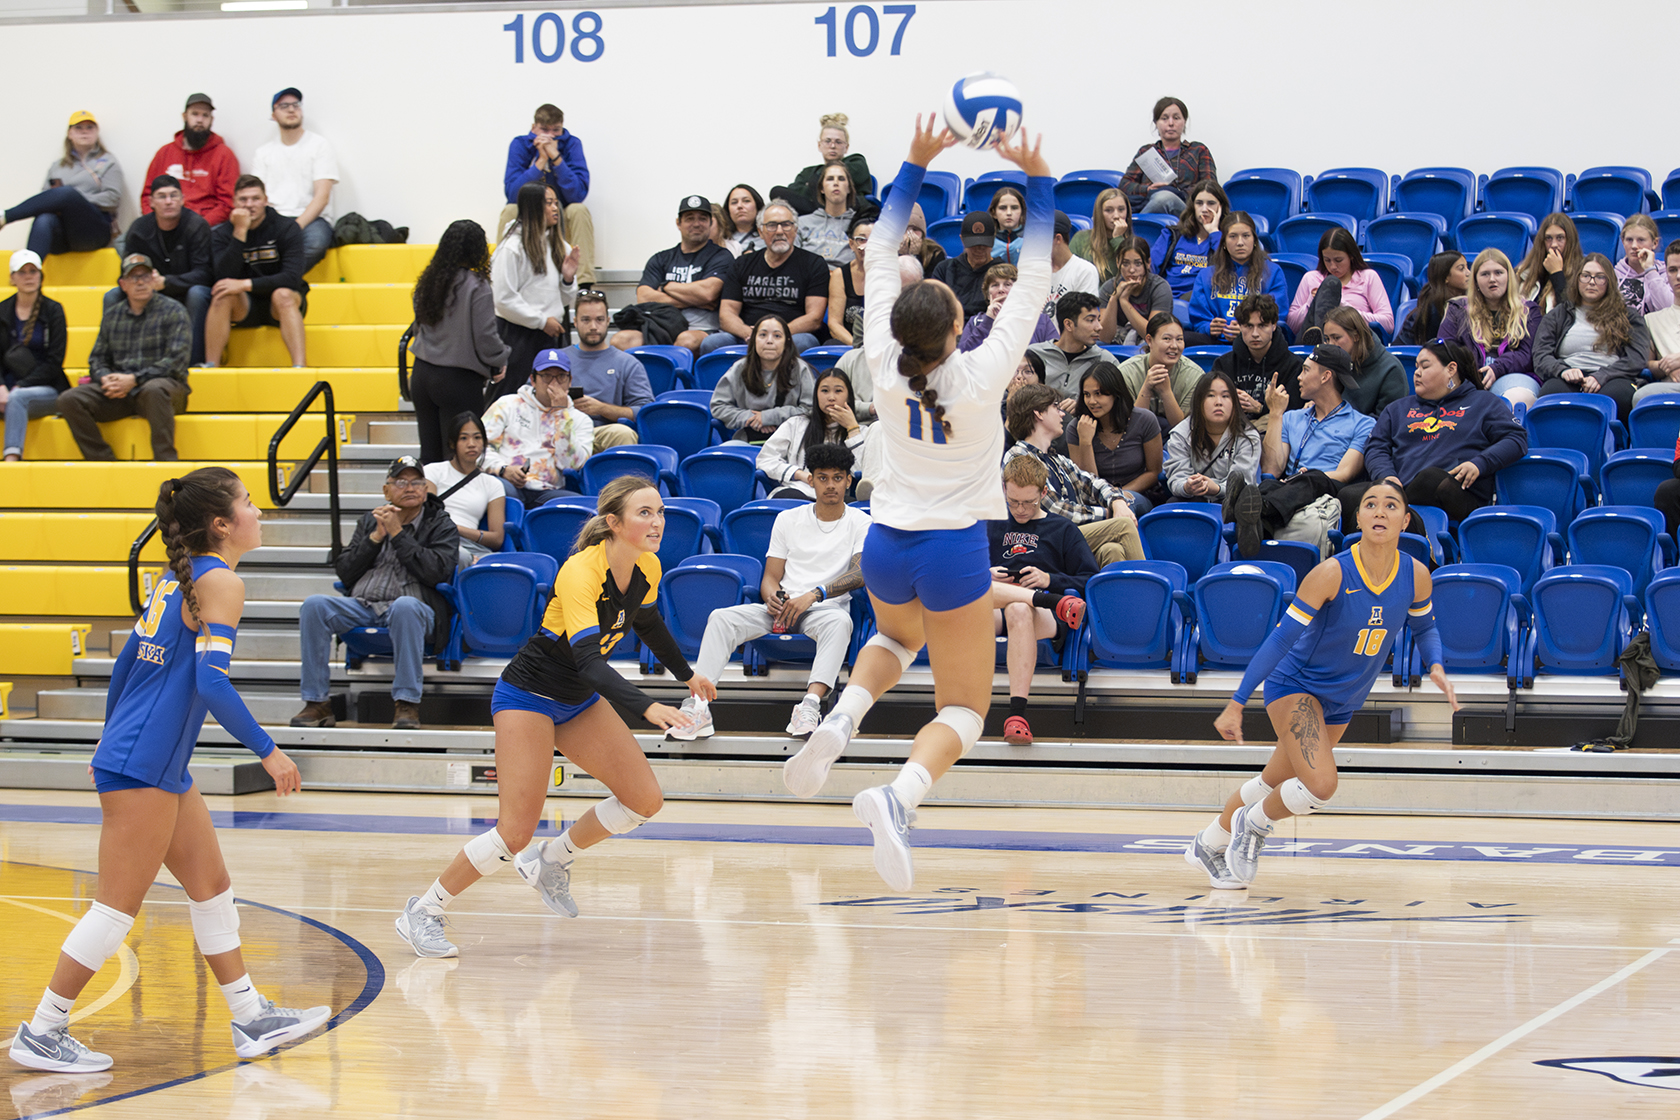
184;92;214;111
960;211;997;248
1053;210;1074;243
677;194;712;217
1309;344;1359;390
386;455;424;479
148;174;182;195
272;87;303;106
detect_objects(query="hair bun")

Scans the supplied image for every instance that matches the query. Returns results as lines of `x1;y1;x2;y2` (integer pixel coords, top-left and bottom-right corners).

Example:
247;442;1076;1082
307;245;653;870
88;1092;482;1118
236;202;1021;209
821;113;848;128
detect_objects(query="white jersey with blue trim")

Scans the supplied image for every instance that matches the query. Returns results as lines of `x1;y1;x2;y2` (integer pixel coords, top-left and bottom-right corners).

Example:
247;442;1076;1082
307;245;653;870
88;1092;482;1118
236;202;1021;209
863;162;1054;531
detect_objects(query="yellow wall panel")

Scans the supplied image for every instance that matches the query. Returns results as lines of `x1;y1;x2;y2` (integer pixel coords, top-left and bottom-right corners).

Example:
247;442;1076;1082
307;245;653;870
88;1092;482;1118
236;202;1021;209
0;513;165;562
0;624;94;674
0;566;160;616
189;369;399;412
0;462;279;509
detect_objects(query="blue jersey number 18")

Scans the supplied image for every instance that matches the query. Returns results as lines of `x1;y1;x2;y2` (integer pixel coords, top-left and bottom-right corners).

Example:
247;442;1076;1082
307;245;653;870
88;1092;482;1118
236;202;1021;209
904;397;946;444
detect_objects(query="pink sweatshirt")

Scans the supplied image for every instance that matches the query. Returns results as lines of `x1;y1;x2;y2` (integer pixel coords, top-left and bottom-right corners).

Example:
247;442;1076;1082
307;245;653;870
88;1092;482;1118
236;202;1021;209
1615;257;1675;316
1287;267;1394;334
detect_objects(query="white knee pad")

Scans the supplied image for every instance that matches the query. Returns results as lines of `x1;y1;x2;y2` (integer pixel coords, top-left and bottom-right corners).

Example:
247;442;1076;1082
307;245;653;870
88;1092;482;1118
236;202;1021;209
593;796;652;835
864;632;918;671
1240;776;1275;807
1279;777;1332;817
463;827;515;876
189;887;241;957
932;706;985;758
61;902;135;971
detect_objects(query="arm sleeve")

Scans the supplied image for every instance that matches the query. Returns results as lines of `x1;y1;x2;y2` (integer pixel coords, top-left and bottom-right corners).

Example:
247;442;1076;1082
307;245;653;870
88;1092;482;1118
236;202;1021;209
1286;271;1321;332
1601;313;1653;381
491;243;546;329
761;366;814;428
170;218;216;293
133;304;191;386
334;514;380;588
1409;588;1444;670
87;311;111;379
971;173;1057;397
1232;602;1316;704
1531;308;1568;379
757;416;802;482
390;507;459;588
709;366;756;430
1145;274;1174;316
195;622;276;758
1470;400;1530;476
1056;519;1101;595
481;399;513;472
85;157;123;211
1362;405;1399;482
210;223;243;280
471;279;514;371
1119;144;1153;210
1165;422;1195;496
1187;272;1217;334
631;604;692;680
105;629;139;723
554;134;589;204
1362;270;1394;333
621;359;655;410
42;300;68;373
1224;430;1261;490
504;137;538;202
253;219;306;296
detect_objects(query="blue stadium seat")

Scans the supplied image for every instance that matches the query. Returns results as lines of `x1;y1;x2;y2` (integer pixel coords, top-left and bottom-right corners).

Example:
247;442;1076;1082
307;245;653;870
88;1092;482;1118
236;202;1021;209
882;170;962;220
1599;448;1676;507
799;344;851;373
1392;168;1477;233
636;399;715;462
1054;170;1125;220
1495;449;1599;529
1523;393;1627;479
1643;568;1680;671
1272;253;1315;306
1458;505;1561;595
694;346;747;391
1338;531;1437;570
1364;213;1447;275
1171;299;1191;324
1138;505;1229;583
747;589;871;678
1362;253;1415;311
666;495;723;550
1410;563;1528;688
1182;561;1297;682
1182;346;1225;373
927;216;965;257
1524;565;1639;681
1570;166;1658;216
1408;504;1458;564
1653;211;1680;253
1455;212;1537;263
1251;539;1323;585
523;503;591;561
492;496;526;552
645;561;749;672
1276;213;1358;256
1131;213;1177;249
1628;397;1680;450
1222;168;1302;234
656;502;708;571
1664;168;1680;213
1389;346;1422;392
721;502;800;562
962;170;1028;214
581;446;677;497
1305;168;1387;224
679;448;762;515
1100;344;1142;362
437;555;556;667
1569;212;1625;260
1393;300;1418;344
628;345;694;394
1069;560;1193;679
1568;507;1672;598
656;389;713;407
1480;168;1565;229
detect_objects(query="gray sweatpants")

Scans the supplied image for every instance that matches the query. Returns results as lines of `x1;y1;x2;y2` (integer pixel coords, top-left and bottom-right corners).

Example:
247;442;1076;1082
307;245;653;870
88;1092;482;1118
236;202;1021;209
696;602;854;689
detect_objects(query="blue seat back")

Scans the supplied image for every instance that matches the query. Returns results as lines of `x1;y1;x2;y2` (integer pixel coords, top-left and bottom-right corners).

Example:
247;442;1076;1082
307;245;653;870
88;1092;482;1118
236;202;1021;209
1496;450;1594;530
679;449;759;515
882;169;962;220
1083;561;1188;669
1529;564;1635;674
1182;346;1225;373
523;504;592;560
1481;167;1565;228
494;495;526;552
694;346;747;391
1665;168;1680;212
1524;393;1619;477
1569;212;1624;260
1252;539;1323;585
1054;170;1124;220
1276;213;1357;256
1272;253;1314;306
1364;214;1445;276
1644;568;1680;671
1305;168;1387;224
1653;211;1680;254
626;347;686;396
1455;212;1536;262
1138;505;1228;583
581;447;665;497
1388;345;1422;393
799;344;851;373
492;550;561;590
1340;531;1437;570
961;170;1027;214
1222;168;1302;233
676;551;762;590
721;505;784;562
1393;300;1418;345
926;216;965;257
1458;505;1558;594
1599;449;1676;508
1192;562;1294;671
1428;563;1524;672
1628;397;1680;450
1131;213;1177;249
656;564;746;660
1363;253;1414;310
635;400;715;462
1571;165;1653;216
1392;168;1476;231
666;495;722;539
453;561;546;657
1568;506;1666;598
656;504;707;570
657;388;713;407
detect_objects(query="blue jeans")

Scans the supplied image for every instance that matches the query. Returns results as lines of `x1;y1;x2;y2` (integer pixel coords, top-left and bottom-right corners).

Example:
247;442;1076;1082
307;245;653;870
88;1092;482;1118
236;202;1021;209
1120;489;1154;516
1141;191;1186;216
298;594;434;703
700;330;820;355
3;384;59;457
299;216;332;276
6;186;113;257
105;284;211;366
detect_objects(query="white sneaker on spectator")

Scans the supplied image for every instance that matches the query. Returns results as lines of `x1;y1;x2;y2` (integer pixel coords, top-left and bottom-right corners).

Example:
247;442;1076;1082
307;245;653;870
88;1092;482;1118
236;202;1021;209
786;695;822;739
666;696;713;741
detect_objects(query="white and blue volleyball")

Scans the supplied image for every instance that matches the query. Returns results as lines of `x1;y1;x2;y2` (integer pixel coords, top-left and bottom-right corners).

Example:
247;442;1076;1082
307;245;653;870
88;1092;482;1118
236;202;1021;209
943;72;1022;151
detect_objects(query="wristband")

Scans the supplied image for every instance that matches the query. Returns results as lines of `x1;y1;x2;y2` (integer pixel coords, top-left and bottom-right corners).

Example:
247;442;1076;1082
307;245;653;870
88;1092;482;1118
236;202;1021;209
816;586;827;602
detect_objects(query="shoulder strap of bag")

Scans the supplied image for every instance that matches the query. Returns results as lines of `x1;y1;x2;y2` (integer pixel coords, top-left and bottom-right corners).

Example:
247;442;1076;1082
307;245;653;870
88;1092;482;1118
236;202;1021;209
438;467;483;501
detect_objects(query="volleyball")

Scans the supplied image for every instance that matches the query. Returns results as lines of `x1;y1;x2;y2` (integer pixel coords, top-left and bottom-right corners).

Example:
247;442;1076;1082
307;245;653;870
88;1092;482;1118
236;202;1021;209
943;72;1022;151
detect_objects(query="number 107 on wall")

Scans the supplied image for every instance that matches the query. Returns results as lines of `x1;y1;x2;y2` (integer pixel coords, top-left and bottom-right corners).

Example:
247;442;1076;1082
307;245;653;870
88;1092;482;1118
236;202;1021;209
815;4;915;56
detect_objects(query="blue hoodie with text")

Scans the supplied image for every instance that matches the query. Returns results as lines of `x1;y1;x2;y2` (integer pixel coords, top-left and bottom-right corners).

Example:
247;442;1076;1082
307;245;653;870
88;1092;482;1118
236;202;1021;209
1362;380;1528;505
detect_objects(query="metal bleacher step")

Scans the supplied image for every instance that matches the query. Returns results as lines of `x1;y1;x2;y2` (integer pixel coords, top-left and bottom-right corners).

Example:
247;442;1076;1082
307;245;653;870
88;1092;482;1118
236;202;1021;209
38;687;305;723
242;546;331;566
341;441;419;462
368;420;420;444
230;571;342;601
307;467;388;493
255;517;364;546
105;627;302;661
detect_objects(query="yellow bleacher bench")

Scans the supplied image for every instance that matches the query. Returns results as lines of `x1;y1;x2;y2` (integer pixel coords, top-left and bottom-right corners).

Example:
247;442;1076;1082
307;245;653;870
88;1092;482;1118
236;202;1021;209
0;461;279;508
0;282;413;330
191;369;400;412
0;623;93;675
0;512;166;563
0;248;118;287
0;681;10;718
65;324;405;369
23;413;353;461
1;566;161;617
336;244;435;285
303;246;341;285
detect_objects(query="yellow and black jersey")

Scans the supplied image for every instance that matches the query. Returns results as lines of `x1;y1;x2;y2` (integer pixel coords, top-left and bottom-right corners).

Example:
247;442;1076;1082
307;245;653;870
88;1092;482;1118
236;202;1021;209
502;541;691;709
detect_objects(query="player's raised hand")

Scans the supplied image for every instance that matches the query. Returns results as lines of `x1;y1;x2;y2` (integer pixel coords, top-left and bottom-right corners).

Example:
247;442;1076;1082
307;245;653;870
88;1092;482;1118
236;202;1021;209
908;113;958;167
1428;664;1459;711
996;130;1049;178
1214;699;1245;744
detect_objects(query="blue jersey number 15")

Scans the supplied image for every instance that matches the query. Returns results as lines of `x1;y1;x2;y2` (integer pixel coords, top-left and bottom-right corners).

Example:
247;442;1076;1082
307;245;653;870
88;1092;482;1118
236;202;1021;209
905;397;946;444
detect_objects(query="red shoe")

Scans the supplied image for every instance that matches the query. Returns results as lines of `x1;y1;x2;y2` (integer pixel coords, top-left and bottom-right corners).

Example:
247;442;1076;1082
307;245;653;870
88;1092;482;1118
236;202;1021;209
1055;595;1085;630
1003;715;1033;745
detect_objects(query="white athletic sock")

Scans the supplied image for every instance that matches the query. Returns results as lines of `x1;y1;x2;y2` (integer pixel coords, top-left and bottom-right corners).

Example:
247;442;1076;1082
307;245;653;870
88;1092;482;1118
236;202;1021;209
29;989;74;1035
1200;819;1232;851
1246;803;1277;834
890;762;933;810
799;691;821;708
419;879;455;915
220;975;265;1023
544;830;581;865
833;684;874;725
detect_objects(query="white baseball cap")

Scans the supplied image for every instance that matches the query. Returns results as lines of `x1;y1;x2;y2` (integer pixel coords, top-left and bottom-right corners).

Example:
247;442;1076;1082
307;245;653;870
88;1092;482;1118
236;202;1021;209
8;249;43;274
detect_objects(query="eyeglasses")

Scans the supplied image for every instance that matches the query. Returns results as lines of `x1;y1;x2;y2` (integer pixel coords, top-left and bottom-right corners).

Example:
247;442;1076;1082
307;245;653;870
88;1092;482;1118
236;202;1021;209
1005;496;1043;510
273;101;301;110
1579;273;1609;284
762;220;796;231
849;236;869;245
531;370;568;381
388;478;426;490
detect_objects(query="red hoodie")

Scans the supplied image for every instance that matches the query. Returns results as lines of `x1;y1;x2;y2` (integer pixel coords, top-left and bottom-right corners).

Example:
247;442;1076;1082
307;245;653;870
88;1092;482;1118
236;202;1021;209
142;131;240;226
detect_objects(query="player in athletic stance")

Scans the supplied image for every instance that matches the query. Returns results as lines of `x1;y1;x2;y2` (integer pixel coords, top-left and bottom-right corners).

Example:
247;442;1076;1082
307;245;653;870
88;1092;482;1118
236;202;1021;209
395;476;714;956
783;115;1056;890
1189;479;1459;887
10;468;326;1073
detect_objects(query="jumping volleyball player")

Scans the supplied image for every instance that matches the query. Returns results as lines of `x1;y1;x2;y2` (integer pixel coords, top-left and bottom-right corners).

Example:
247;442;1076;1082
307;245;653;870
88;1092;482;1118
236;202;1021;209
395;476;714;957
1189;480;1460;887
10;468;327;1073
782;115;1055;890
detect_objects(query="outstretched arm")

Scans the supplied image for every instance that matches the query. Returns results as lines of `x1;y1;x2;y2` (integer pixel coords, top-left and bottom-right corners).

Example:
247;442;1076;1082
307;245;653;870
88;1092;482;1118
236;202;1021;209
1214;557;1342;743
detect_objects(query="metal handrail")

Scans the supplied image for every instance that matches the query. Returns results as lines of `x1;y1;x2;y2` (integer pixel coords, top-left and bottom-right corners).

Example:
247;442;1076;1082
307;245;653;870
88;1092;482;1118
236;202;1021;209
127;517;160;614
269;380;343;561
397;322;414;402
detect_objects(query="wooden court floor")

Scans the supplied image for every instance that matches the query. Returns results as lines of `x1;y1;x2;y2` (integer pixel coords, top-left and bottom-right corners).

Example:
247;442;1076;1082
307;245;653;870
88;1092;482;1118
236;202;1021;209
3;786;1680;1119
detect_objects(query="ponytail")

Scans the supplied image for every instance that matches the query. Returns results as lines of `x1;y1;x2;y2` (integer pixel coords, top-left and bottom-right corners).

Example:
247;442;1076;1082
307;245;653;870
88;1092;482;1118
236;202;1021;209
154;467;242;621
897;348;951;440
889;280;961;440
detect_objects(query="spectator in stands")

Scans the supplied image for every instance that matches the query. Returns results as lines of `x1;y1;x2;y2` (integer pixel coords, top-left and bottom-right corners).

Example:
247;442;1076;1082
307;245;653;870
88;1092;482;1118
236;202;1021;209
143;93;238;227
408;219;508;463
758;369;867;499
899;203;947;276
716;184;766;258
711;314;814;442
1227;343;1375;556
1165;370;1261;502
1118;312;1200;427
1288;228;1393;342
491;182;579;400
1069;188;1130;282
706;202;829;354
1516;213;1581;314
931;212;1003;318
615;195;732;354
1534;253;1652;420
502;103;595;286
988;453;1098;746
1322;307;1409;417
1346;340;1527;528
989;187;1027;264
1;251;68;461
1397;251;1468;345
58;253;190;460
1120;97;1217;216
1044;210;1101;317
0;110;122;259
1436;248;1543;409
424;412;507;567
796;162;862;267
1150;179;1226;301
1187;211;1287;344
1214;294;1303;426
1031;291;1118;398
1004;383;1143;565
250;88;338;276
482;349;592;507
205;176;308;368
1098;235;1172;344
773;113;872;217
835;255;922;422
567;290;648;451
676;441;869;741
1063;361;1161;512
114;175;213;366
1635;242;1680;403
1617;215;1673;316
293;455;458;731
961;262;1057;352
827;216;872;346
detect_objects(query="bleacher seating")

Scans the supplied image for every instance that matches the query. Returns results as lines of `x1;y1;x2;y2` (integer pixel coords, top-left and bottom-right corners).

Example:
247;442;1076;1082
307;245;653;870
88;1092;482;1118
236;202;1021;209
1305;168;1387;225
1480;167;1565;228
1391;168;1477;233
1221;168;1302;234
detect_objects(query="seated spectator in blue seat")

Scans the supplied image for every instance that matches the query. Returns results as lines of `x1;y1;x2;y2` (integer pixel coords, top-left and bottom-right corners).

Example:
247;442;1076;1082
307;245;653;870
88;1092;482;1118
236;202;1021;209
1117;312;1201;428
1396;251;1467;345
0;110;122;258
1030;291;1119;399
796;162;864;267
1165;370;1261;504
930;212;1004;319
110;175;213;366
614;195;732;356
57;254;190;461
568;290;650;452
1534;253;1653;422
1634;242;1680;404
1288;229;1393;343
1516;213;1581;315
758;368;868;499
826;216;872;346
1436;248;1542;409
483;350;593;508
2;251;68;461
424;412;507;568
1322;307;1410;418
672;442;870;741
1213;294;1303;429
1098;235;1173;345
710;314;814;444
714;184;766;258
250;87;338;276
1150;179;1226;302
205;176;308;368
502;103;595;286
703;202;830;355
292;456;459;731
1188;211;1287;345
961;262;1058;353
771;113;872;218
1069;188;1131;281
1119;96;1218;217
899;202;947;277
408;219;509;465
1618;215;1672;317
1004;383;1144;566
1044;210;1101;318
989;186;1026;264
1063;362;1160;512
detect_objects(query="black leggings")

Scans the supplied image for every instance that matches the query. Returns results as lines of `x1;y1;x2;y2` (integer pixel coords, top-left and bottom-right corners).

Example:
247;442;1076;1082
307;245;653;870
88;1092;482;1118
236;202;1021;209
409;359;486;464
1339;468;1488;536
1536;375;1640;423
488;319;555;404
1655;478;1680;540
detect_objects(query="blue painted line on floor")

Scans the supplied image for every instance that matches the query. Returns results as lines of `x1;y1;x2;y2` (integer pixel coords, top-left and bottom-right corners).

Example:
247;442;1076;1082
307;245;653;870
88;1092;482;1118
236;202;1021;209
6;803;1680;868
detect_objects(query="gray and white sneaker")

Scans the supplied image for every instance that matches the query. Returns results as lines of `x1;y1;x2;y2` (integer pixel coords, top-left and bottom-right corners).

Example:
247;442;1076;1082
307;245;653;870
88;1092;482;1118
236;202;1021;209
786;695;822;739
1224;805;1270;885
230;999;332;1060
394;896;458;959
784;710;853;797
852;785;917;892
514;842;580;918
665;696;714;741
9;1022;112;1073
1184;831;1247;890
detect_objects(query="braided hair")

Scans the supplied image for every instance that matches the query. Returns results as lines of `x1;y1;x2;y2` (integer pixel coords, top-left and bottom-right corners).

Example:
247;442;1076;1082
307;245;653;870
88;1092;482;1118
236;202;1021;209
155;466;242;622
890;279;960;439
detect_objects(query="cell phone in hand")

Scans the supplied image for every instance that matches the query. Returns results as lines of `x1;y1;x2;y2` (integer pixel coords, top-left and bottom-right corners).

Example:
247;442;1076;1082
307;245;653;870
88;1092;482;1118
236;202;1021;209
568;387;586;400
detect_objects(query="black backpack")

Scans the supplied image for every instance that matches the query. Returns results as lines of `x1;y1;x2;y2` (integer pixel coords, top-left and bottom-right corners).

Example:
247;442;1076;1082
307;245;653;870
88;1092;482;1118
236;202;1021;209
333;212;410;247
611;303;689;347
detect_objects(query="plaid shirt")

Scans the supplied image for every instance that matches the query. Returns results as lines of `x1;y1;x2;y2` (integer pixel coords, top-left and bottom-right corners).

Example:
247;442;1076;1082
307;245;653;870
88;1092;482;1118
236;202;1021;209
1003;441;1120;526
88;294;191;387
1120;140;1219;210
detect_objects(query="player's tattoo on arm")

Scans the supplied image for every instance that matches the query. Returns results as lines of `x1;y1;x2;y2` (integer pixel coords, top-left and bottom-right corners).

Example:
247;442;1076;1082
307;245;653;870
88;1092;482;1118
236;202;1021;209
1291;696;1321;769
826;553;865;597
